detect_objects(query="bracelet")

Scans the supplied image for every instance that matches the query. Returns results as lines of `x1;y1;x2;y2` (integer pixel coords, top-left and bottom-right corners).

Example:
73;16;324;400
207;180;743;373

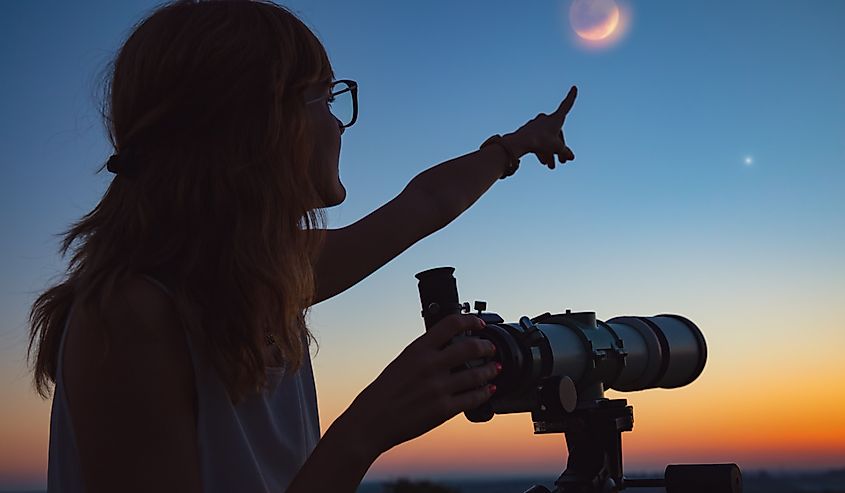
480;134;520;179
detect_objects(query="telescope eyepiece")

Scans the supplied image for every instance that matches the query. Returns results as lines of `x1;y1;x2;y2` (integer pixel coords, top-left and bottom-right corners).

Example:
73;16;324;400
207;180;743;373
416;267;461;330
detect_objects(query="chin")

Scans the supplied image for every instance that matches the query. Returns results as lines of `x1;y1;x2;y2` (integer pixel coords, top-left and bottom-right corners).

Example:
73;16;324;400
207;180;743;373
320;184;346;208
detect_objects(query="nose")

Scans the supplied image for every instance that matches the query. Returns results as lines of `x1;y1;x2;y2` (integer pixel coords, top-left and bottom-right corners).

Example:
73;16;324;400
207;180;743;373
335;116;345;135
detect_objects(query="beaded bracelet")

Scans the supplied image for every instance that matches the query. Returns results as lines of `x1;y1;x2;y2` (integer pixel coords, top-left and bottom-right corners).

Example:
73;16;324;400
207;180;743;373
480;134;520;179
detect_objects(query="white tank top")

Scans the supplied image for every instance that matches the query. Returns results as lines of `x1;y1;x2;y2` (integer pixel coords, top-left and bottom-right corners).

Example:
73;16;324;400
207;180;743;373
47;277;321;492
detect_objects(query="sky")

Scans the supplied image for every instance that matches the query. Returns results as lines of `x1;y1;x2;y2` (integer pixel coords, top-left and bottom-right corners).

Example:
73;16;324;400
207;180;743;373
1;0;844;489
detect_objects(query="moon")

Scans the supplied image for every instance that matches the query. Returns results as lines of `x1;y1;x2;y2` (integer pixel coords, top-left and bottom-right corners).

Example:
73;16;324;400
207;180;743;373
570;0;621;41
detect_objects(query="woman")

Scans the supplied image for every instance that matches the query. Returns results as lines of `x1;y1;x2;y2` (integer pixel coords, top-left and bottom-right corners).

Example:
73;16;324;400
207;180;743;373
28;1;578;492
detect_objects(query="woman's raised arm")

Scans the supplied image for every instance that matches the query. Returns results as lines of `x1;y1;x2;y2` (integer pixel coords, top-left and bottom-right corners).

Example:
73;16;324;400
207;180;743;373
312;86;578;305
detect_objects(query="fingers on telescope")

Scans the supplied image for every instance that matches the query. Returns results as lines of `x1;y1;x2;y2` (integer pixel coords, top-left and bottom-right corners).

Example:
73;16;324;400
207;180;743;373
446;362;499;394
426;314;485;349
438;336;495;369
450;382;496;413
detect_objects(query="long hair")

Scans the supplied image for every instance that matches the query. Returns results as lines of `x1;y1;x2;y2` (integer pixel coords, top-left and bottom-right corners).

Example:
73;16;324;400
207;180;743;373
28;0;333;404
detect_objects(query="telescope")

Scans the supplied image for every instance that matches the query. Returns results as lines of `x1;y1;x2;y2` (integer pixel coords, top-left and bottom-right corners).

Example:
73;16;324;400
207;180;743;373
416;267;742;493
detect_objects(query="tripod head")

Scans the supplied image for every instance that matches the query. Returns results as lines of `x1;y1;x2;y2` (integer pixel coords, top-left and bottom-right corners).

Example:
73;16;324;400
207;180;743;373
415;267;742;493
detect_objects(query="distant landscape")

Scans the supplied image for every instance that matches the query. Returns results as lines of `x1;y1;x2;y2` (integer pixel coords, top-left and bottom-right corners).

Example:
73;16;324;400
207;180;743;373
2;469;843;492
357;469;845;493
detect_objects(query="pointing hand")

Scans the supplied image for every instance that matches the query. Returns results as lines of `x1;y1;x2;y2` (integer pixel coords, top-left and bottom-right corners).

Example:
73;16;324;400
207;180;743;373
504;85;578;170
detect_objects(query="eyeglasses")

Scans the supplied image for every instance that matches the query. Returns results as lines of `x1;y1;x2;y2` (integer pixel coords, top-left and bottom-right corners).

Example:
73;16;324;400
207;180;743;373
305;79;358;128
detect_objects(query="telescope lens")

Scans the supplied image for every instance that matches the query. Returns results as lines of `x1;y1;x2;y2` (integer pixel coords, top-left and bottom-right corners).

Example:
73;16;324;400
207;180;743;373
607;315;707;391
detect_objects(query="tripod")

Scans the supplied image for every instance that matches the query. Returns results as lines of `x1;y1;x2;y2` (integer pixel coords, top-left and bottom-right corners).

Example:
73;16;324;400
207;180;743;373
523;397;742;493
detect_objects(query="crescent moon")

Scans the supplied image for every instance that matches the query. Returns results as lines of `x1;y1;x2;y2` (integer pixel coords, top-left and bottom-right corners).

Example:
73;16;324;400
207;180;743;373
574;4;621;41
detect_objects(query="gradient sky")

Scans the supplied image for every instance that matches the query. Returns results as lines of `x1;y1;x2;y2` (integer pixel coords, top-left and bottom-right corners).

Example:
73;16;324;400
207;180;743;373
2;0;844;489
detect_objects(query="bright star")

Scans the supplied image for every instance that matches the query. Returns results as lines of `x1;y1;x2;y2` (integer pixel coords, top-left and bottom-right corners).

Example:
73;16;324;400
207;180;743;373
744;156;753;165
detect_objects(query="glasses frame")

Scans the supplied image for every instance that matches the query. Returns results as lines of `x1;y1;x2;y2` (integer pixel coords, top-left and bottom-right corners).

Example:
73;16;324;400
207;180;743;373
306;79;358;128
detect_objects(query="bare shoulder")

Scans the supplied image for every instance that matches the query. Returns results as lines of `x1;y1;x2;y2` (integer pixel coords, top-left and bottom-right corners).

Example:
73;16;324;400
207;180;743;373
62;275;201;493
63;275;194;390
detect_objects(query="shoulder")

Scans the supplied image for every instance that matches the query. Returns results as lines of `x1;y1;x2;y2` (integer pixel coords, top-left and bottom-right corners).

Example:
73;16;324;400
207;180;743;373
63;275;192;376
63;274;196;406
61;275;201;492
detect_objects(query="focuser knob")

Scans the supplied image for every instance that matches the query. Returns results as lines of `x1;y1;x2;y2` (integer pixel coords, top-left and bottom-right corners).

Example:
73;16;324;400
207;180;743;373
519;316;537;333
519;316;544;346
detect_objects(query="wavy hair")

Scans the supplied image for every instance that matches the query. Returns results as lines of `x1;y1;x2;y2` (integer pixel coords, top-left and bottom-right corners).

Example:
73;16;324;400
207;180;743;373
28;0;332;403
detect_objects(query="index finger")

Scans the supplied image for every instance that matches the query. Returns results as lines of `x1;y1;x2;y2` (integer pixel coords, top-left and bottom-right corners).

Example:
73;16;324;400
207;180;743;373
425;313;485;349
553;85;578;120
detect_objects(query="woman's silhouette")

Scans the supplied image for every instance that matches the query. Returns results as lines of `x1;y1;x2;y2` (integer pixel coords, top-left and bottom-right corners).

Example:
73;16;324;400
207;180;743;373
28;1;577;492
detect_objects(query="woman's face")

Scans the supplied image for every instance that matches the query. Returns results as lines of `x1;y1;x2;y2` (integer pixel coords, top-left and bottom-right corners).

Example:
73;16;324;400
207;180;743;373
304;80;346;208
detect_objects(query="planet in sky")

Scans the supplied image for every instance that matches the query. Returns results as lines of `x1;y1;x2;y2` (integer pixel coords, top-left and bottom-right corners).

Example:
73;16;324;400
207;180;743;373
569;0;622;41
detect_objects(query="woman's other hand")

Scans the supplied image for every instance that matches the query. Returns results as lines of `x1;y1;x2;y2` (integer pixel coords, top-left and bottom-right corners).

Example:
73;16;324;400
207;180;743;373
339;314;499;457
504;85;578;170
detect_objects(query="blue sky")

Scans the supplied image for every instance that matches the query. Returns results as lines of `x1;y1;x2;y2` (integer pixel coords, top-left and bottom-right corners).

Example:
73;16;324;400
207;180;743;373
2;1;844;303
1;0;844;488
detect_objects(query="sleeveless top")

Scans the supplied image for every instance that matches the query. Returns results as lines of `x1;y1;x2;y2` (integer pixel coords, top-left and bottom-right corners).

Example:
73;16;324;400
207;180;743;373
47;277;321;492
